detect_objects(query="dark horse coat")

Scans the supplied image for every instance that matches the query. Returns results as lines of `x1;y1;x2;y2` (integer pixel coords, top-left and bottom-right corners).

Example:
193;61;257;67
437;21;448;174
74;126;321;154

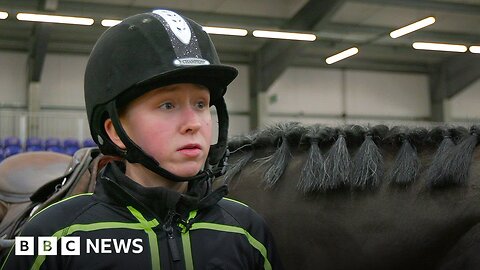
1;123;479;270
222;123;480;270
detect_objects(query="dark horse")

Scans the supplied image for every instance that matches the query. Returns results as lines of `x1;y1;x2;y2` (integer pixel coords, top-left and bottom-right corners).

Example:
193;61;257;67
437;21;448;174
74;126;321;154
221;122;480;270
1;123;480;270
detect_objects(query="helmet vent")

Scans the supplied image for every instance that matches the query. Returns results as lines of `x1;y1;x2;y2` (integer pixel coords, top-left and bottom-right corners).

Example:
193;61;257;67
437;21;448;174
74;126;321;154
153;9;191;45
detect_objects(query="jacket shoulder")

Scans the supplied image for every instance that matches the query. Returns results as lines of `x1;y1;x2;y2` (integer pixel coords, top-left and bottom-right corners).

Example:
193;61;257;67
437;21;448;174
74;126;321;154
215;197;284;269
21;193;97;236
216;197;267;230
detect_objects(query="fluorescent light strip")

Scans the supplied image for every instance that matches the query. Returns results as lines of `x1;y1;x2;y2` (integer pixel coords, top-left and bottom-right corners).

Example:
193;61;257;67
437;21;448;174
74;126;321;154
0;11;8;20
203;26;247;36
326;47;359;64
390;17;435;38
101;19;121;27
412;42;467;52
17;13;94;25
252;30;316;41
469;46;480;54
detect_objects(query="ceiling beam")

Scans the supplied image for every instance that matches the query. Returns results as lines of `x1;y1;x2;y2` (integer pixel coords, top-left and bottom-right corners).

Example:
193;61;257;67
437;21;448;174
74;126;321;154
429;53;480;122
0;0;38;10
252;0;345;93
443;54;480;98
27;0;57;82
0;1;286;29
320;23;480;44
349;0;480;15
43;0;58;11
249;0;345;129
56;1;286;28
28;24;50;82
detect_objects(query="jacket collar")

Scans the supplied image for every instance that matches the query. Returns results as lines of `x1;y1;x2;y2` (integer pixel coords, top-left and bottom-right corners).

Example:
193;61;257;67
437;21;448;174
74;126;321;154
94;161;228;222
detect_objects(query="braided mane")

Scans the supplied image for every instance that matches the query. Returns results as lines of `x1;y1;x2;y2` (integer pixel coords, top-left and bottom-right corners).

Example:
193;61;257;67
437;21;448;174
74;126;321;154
224;123;477;193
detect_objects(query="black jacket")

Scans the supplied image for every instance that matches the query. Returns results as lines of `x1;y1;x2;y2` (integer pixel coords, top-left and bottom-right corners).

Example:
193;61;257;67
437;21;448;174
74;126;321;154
1;162;282;270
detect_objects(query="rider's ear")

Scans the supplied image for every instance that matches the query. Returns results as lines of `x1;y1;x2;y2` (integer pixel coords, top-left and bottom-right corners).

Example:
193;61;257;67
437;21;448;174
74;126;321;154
104;118;126;150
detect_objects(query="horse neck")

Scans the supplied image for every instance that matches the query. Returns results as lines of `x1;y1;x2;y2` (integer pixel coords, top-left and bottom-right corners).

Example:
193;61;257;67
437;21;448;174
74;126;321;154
225;131;480;193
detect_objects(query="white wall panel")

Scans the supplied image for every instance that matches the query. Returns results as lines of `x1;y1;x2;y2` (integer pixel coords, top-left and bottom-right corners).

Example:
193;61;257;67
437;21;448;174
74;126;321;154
346;70;430;118
0;51;28;107
268;68;343;115
4;50;479;140
450;78;480;120
224;64;249;112
228;115;250;136
211;113;250;140
40;53;88;108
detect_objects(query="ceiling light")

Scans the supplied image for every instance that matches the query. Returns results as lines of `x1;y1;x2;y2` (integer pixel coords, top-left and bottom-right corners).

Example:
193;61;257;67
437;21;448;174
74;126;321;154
17;13;94;25
252;30;316;41
469;46;480;54
101;19;121;27
390;17;436;39
203;26;248;36
326;47;359;64
0;12;8;20
412;42;467;52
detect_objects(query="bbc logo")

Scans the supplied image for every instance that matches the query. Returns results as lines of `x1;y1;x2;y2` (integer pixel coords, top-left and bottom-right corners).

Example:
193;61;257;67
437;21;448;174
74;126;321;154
15;237;80;256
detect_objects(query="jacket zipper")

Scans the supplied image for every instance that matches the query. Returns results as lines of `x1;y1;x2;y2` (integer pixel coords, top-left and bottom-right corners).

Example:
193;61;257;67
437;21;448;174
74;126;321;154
165;226;181;261
164;211;181;262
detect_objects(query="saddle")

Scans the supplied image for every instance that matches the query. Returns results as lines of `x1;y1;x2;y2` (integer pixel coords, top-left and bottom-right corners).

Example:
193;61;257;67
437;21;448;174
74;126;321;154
0;147;106;252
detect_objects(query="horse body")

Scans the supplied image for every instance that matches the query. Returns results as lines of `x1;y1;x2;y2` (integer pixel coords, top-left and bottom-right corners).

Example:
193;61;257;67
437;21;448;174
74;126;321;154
224;123;480;270
1;123;480;269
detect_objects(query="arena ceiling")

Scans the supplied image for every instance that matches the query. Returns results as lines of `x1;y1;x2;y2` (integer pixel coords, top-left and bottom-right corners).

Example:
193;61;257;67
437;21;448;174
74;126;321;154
0;0;479;111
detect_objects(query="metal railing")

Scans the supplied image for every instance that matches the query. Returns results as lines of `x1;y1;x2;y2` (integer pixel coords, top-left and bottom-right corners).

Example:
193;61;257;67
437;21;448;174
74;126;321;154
0;109;91;143
0;108;478;144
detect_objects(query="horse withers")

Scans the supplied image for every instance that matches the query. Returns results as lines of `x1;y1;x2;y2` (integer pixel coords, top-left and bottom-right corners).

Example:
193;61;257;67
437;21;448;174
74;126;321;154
222;123;480;270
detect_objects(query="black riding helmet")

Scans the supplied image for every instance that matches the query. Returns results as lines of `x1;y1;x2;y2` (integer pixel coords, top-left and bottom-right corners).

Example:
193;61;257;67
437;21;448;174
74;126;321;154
84;10;238;182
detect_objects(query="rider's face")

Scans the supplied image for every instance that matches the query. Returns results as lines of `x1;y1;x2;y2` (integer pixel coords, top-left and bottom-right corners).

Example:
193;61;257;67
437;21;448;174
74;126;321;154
112;83;212;177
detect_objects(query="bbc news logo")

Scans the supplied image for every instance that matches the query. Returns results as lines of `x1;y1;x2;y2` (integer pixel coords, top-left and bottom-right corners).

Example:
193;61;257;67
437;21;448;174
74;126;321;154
15;237;143;255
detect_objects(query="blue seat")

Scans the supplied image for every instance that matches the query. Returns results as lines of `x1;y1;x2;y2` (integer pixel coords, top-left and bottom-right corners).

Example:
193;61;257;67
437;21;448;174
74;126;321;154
64;146;79;156
63;138;80;156
26;145;44;152
63;138;80;149
26;137;43;148
45;137;61;148
82;138;97;148
4;136;21;148
4;145;23;158
46;145;64;154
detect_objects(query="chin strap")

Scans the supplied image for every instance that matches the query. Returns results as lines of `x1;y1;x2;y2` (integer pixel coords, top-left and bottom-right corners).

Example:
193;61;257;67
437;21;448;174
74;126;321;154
105;97;229;183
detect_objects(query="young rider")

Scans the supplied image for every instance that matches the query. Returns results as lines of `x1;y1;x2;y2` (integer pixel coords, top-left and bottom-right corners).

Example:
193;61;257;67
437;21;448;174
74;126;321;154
1;9;282;269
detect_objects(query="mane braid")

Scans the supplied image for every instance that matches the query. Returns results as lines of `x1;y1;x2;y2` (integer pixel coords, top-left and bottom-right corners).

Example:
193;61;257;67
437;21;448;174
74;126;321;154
298;139;325;193
323;133;350;190
252;122;303;189
425;133;455;188
223;150;254;186
389;137;419;186
351;134;383;190
432;127;479;187
255;136;291;189
228;134;254;153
